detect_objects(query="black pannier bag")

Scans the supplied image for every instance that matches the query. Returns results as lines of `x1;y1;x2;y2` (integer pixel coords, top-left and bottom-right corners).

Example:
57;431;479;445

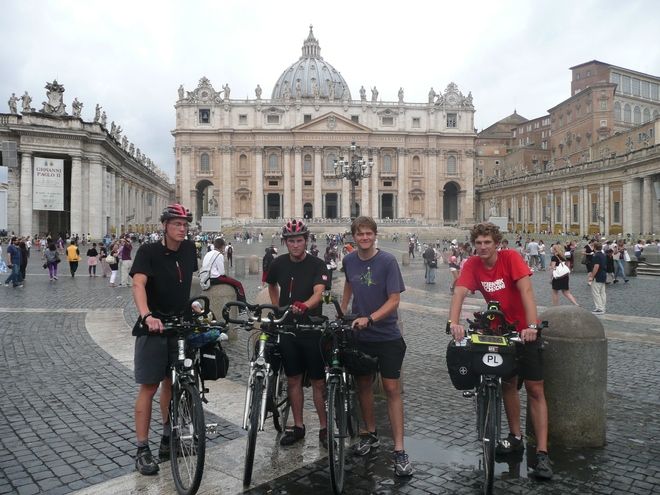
446;341;479;390
200;342;229;380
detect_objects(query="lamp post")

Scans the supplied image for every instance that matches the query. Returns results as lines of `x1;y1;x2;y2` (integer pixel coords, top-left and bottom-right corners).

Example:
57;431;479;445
333;141;374;219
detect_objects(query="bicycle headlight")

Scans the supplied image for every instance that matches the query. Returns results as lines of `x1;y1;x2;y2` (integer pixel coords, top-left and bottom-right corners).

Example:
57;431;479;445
184;358;193;368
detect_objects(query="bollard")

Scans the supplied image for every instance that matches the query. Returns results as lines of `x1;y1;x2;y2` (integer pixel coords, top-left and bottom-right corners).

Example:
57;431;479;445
531;306;607;447
625;260;638;277
401;253;410;267
234;257;246;277
205;283;241;340
248;255;260;274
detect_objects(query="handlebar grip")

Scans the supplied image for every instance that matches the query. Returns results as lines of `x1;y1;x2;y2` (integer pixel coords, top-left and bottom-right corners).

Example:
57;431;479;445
445;320;451;335
222;301;249;324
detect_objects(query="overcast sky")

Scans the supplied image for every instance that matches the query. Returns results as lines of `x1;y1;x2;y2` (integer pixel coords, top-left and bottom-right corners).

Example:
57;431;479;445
2;0;659;180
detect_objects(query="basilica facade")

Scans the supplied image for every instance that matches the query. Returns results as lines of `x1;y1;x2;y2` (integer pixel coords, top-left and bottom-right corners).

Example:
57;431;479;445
173;27;476;226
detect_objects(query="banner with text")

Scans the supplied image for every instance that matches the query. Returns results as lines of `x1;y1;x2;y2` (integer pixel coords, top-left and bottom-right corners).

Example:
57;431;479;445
33;157;64;211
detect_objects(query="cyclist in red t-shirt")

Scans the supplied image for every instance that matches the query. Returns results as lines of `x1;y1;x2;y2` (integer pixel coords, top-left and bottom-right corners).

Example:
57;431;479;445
447;222;553;480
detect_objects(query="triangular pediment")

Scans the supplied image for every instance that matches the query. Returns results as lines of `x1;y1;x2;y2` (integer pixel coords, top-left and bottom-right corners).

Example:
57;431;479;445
292;112;371;133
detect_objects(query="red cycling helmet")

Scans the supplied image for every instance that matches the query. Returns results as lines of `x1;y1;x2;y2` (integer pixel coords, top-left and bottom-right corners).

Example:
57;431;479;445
282;218;309;238
160;203;193;223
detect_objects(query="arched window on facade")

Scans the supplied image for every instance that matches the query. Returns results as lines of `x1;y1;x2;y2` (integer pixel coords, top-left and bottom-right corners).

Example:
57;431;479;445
239;154;248;172
633;106;641;124
412;155;421;174
623;104;632;123
239;194;249;213
447;155;457;175
654;109;660;120
325;153;336;173
613;101;622;121
303;154;312;174
269;153;279;172
642;107;651;123
383;154;393;173
200;153;210;173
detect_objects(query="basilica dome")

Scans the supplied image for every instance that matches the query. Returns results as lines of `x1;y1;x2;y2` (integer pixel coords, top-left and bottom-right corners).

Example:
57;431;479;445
271;26;351;101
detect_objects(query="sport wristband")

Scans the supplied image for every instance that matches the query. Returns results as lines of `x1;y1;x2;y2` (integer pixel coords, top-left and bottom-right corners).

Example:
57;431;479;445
141;312;152;325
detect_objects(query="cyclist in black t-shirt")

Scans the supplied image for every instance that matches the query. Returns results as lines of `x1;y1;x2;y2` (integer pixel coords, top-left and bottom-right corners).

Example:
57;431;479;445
266;219;330;448
129;203;198;475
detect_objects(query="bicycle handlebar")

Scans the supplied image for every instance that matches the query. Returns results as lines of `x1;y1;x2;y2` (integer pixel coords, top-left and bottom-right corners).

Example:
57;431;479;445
222;301;291;326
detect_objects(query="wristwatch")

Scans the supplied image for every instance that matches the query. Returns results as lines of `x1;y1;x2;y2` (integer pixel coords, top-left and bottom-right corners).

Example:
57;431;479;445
367;316;374;326
527;323;538;330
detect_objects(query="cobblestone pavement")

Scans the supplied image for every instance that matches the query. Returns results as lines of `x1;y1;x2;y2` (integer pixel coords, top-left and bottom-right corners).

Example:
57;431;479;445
1;238;659;495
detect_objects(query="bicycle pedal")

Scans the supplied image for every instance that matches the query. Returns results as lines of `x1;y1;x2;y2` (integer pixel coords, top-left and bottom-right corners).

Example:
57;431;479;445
203;387;210;394
205;423;219;435
462;391;476;398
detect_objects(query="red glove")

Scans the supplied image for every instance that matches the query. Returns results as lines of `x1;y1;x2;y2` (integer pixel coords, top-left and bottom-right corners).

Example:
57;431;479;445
292;301;308;313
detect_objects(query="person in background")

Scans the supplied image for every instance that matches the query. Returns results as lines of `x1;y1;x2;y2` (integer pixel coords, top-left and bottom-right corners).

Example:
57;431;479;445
87;243;99;277
66;239;81;277
613;241;629;284
549;244;579;306
18;240;29;282
119;237;133;287
588;241;607;315
43;242;60;281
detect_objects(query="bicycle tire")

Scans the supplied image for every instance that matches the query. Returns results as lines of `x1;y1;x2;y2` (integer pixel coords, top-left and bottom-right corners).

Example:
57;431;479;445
327;377;347;495
170;382;206;495
346;375;360;438
243;374;263;486
482;384;498;495
272;370;290;433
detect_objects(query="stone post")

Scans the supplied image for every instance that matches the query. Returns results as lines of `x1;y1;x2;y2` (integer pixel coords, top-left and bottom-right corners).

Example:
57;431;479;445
234;256;246;277
401;253;410;266
248;255;260;274
532;306;606;447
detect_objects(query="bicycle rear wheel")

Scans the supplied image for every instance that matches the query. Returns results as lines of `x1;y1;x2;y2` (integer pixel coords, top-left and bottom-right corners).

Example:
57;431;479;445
482;384;499;495
243;374;263;486
170;382;206;495
327;377;347;495
272;370;290;433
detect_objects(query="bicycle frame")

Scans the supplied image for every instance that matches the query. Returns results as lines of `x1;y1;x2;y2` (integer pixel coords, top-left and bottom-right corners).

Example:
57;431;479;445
243;332;276;431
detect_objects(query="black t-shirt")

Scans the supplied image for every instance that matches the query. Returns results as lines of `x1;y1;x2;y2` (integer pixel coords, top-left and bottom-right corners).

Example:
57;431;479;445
130;240;198;336
266;253;329;317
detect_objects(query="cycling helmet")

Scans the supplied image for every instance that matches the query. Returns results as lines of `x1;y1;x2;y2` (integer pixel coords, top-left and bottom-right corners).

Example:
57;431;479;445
160;203;192;223
282;218;309;238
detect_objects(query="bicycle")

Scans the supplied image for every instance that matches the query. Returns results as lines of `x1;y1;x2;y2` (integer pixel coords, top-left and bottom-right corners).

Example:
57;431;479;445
319;293;376;495
222;301;294;487
446;301;547;495
160;296;228;495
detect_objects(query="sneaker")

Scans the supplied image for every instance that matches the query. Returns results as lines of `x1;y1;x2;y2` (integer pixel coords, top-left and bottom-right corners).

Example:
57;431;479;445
353;431;379;456
392;450;414;477
613;279;619;284
279;425;305;446
591;309;604;314
495;433;524;455
158;436;170;460
135;446;159;475
319;427;328;449
532;452;553;480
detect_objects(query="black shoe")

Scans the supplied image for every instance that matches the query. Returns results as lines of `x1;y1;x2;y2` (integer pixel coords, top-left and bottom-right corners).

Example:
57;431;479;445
280;425;305;446
135;446;159;475
158;436;170;460
495;433;524;455
532;452;553;480
319;428;328;449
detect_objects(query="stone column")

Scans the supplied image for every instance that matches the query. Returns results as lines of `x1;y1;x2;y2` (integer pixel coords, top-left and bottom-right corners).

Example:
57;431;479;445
602;183;610;236
254;148;264;219
88;159;103;240
438;190;444;223
642;176;653;234
622;179;637;235
313;147;322;218
19;152;33;237
361;174;369;218
397;149;406;218
462;151;475;224
179;147;192;214
581;186;589;235
427;150;438;222
70;155;82;237
370;151;379;218
294;147;303;218
283;147;291;218
221;146;232;219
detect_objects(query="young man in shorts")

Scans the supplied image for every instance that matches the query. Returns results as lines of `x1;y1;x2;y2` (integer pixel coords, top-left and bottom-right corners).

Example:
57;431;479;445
340;216;414;477
266;219;330;447
130;204;198;475
448;222;553;479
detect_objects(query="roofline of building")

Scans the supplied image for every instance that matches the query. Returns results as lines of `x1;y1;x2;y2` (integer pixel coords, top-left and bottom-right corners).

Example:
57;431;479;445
547;82;616;114
569;60;660;81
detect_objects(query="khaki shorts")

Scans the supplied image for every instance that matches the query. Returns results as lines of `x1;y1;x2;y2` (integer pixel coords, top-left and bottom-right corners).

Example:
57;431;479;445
134;335;177;384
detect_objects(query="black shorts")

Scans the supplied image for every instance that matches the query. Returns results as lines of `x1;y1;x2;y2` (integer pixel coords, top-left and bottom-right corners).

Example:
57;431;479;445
134;335;177;384
278;332;325;381
510;340;544;383
356;337;406;380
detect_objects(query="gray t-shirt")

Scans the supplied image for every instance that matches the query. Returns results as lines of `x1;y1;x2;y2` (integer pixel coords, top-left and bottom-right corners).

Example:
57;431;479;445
343;249;405;342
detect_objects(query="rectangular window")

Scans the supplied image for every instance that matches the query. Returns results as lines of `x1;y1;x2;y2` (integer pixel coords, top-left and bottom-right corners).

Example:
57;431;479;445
613;202;621;223
632;78;641;96
304;180;312;186
610;72;621;87
556;204;561;221
267;114;280;124
199;109;210;124
268;180;278;186
600;119;607;127
641;80;650;99
517;207;522;222
382;116;394;126
591;202;598;223
600;100;607;111
383;181;393;187
622;76;631;94
412;117;420;128
447;113;457;128
351;115;359;123
572;203;579;223
304;114;312;123
651;83;659;101
239;114;248;125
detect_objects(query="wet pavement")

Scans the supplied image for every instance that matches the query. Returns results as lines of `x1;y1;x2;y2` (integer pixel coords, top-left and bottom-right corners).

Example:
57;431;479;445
1;235;659;494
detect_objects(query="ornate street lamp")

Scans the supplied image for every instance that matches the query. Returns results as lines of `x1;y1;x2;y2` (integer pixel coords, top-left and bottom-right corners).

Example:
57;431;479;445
333;141;374;219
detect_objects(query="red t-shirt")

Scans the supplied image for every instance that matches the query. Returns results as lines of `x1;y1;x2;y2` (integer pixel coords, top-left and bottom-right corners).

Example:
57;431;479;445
456;250;532;331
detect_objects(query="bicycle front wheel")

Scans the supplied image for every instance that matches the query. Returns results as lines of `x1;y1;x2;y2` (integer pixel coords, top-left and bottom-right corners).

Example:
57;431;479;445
482;384;499;495
346;375;360;438
244;374;264;486
170;382;206;495
272;370;290;433
327;377;347;495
